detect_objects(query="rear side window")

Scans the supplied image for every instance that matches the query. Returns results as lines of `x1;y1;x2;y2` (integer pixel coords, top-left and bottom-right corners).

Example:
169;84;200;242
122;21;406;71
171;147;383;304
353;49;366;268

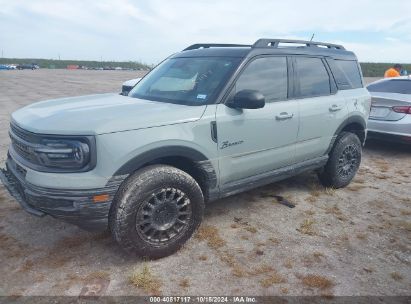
295;57;330;98
367;80;411;94
236;57;288;102
335;60;363;89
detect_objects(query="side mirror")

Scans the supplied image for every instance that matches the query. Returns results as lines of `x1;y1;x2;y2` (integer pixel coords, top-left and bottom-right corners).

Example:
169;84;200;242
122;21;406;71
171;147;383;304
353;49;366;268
228;90;265;109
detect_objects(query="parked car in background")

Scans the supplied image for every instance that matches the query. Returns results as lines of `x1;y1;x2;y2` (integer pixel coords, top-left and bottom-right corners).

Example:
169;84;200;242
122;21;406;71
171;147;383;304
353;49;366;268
0;64;16;70
367;76;411;144
17;63;39;70
121;78;141;95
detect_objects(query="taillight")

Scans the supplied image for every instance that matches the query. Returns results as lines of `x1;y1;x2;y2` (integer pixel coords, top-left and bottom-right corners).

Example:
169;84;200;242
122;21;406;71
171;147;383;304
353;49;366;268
392;106;411;114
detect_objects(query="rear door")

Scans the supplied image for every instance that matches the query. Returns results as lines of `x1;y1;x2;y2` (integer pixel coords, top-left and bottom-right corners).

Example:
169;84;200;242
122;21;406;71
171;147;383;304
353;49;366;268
216;56;299;186
293;56;347;162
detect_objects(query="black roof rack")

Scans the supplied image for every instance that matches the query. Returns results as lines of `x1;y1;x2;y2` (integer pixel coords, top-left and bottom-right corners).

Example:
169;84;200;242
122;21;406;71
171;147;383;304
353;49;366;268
252;39;345;50
183;43;251;51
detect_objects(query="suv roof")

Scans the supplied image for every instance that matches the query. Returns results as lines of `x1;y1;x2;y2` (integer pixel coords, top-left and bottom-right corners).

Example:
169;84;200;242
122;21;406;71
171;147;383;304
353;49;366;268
173;38;357;61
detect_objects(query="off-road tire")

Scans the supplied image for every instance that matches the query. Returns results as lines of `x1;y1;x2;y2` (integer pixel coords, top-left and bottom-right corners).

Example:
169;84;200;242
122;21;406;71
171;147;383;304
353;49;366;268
318;132;362;188
109;165;204;258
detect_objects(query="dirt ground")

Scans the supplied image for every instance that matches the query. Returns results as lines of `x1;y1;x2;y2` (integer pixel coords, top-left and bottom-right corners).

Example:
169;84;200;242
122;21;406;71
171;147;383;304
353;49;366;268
0;70;409;297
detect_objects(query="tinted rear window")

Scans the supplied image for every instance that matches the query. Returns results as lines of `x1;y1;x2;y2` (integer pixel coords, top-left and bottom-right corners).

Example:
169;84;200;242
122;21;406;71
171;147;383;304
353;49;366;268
335;60;363;89
295;57;330;98
367;80;411;94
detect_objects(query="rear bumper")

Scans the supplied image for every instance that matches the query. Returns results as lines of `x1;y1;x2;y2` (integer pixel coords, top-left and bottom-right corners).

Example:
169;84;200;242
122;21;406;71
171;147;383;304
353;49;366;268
367;116;411;144
0;157;126;231
367;131;411;144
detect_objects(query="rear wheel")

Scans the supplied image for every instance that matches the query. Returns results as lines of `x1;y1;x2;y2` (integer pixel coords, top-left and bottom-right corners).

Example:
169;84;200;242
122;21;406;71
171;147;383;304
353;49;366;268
109;165;204;258
318;132;362;188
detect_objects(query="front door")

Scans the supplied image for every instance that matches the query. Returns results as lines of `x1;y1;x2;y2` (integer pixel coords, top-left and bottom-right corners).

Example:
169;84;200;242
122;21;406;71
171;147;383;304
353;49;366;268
216;56;299;186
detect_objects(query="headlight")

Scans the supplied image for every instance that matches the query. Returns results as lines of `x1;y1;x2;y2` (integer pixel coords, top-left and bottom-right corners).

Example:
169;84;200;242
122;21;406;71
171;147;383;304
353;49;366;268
34;138;91;169
9;123;96;173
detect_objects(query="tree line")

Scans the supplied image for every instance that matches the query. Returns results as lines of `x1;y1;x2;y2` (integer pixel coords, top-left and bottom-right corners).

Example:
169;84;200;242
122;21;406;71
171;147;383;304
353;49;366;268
1;58;410;77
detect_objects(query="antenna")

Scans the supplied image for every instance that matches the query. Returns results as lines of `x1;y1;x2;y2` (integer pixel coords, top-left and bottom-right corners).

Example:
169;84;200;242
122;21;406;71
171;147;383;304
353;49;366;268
310;33;315;41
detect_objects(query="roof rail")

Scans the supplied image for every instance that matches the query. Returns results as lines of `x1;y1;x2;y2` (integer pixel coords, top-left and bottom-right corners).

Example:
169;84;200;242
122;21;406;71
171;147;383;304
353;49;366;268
183;43;251;51
253;39;345;50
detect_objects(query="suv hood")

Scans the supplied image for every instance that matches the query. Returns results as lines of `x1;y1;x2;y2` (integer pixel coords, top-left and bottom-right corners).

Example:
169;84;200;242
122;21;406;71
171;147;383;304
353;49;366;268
12;93;207;135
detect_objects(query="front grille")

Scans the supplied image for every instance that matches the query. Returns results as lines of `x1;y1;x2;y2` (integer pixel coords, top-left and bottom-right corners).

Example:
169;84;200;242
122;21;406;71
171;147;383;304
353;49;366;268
9;123;40;165
10;124;36;142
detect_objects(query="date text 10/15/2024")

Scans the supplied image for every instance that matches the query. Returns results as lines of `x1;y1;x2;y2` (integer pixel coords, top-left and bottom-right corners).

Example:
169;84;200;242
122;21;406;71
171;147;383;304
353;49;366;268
149;296;257;303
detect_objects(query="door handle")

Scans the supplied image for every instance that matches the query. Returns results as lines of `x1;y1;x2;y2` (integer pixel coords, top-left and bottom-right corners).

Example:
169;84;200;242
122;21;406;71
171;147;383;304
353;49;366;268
276;112;294;120
329;104;343;112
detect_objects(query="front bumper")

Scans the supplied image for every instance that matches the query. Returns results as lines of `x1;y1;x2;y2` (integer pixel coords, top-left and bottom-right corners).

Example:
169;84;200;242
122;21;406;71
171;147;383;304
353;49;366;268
0;157;126;231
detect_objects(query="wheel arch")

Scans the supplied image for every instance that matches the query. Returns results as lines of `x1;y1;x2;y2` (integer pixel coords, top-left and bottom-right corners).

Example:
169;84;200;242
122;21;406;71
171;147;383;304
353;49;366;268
325;116;367;155
337;115;366;142
114;146;218;202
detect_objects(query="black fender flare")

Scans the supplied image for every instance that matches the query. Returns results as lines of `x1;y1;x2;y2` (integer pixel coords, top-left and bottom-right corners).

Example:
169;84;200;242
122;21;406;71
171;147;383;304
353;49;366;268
325;115;367;154
113;146;218;198
115;146;209;175
334;115;367;137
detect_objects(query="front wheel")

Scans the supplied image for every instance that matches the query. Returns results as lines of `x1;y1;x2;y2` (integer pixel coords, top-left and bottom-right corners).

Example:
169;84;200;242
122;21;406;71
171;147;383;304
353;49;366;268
109;165;204;258
318;132;362;188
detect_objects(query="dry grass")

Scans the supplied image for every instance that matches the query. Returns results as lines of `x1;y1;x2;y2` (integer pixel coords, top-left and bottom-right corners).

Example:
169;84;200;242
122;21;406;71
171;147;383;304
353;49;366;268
397;221;411;232
313;252;325;259
219;251;247;277
306;195;318;203
283;259;293;269
248;264;274;276
130;265;162;295
18;260;34;273
297;219;317;236
302;252;325;266
179;278;190;289
268;237;280;244
305;209;315;216
310;190;322;198
244;226;258;234
324;187;336;196
324;205;345;221
280;287;289;294
196;225;226;249
347;184;366;191
400;210;411;216
390;272;403;281
260;272;287;287
356;233;367;240
300;275;334;289
354;178;366;184
199;255;208;261
85;271;110;281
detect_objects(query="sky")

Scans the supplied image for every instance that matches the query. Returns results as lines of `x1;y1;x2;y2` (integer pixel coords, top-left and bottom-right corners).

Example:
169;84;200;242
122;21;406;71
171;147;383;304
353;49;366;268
1;0;411;64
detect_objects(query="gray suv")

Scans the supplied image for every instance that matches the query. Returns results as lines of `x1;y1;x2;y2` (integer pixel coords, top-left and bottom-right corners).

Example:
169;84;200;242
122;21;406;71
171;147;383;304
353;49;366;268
0;39;371;258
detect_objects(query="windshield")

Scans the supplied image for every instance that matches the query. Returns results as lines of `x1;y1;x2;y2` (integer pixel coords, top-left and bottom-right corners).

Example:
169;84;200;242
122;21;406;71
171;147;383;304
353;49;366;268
129;57;241;105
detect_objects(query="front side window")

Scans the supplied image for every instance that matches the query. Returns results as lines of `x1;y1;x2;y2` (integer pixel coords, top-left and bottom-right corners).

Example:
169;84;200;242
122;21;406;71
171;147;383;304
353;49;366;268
235;56;288;102
367;80;411;94
295;57;331;97
129;57;241;105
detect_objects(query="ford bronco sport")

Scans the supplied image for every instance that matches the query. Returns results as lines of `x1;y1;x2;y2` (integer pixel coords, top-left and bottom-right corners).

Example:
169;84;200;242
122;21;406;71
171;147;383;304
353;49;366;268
0;39;371;258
